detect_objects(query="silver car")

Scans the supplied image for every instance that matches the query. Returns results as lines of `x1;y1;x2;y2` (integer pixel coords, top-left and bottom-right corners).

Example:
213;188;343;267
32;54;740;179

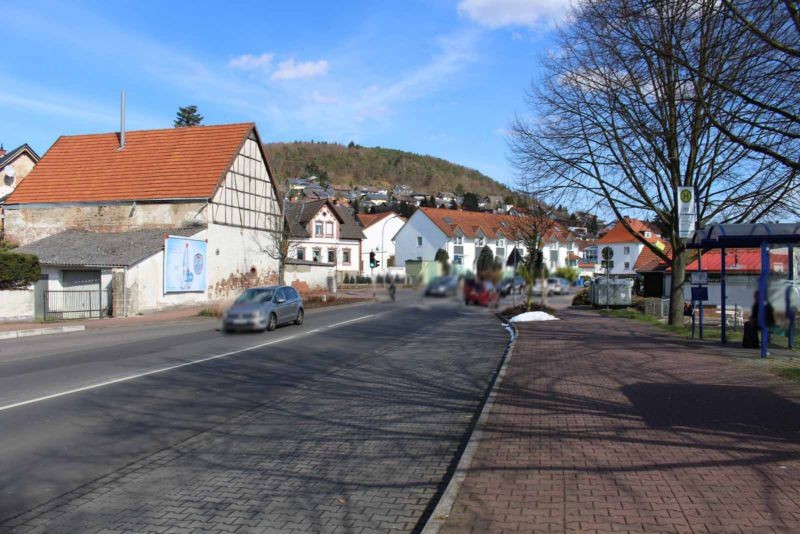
222;285;304;333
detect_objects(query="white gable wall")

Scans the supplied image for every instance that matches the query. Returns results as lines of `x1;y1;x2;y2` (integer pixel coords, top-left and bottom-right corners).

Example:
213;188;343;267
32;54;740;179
394;210;448;266
361;214;406;274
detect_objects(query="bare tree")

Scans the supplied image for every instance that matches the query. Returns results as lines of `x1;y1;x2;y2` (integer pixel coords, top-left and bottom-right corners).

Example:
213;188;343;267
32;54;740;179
251;213;299;286
507;207;555;310
510;0;796;325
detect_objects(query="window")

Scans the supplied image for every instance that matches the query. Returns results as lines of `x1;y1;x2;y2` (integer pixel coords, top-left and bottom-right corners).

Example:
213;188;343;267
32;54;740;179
296;248;305;261
454;236;463;245
328;249;336;263
624;261;630;270
275;288;287;302
315;222;323;237
567;241;573;251
550;240;558;250
624;246;630;255
312;248;321;262
497;238;505;247
496;247;505;260
644;231;652;238
343;249;351;265
286;287;299;300
476;237;485;246
453;255;463;265
325;221;334;237
417;236;423;247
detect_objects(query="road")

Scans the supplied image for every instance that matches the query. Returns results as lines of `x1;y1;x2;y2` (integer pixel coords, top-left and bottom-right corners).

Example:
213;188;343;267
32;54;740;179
0;290;511;533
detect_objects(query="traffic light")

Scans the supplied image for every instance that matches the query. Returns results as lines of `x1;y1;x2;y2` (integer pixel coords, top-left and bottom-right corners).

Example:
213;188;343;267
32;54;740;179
375;260;381;268
369;251;376;269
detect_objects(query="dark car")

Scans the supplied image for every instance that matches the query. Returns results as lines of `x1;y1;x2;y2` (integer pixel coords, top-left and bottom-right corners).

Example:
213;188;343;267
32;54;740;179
425;275;458;297
222;285;304;332
464;279;500;307
499;276;526;297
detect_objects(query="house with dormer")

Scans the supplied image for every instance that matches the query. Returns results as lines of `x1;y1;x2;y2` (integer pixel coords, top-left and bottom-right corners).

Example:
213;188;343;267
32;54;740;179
596;218;664;276
284;199;364;284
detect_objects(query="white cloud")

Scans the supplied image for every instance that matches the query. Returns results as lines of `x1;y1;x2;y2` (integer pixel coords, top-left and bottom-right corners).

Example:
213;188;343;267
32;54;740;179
271;59;330;81
458;0;572;29
229;52;274;72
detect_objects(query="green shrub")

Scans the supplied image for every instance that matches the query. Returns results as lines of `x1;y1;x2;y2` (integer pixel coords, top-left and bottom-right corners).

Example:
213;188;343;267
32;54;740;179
554;266;580;282
0;251;41;289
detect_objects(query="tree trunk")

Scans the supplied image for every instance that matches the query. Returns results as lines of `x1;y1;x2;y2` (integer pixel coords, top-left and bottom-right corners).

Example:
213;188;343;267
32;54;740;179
278;261;286;286
668;247;687;325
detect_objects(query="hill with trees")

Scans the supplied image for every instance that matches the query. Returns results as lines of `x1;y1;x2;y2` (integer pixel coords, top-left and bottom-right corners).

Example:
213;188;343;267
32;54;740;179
263;141;512;197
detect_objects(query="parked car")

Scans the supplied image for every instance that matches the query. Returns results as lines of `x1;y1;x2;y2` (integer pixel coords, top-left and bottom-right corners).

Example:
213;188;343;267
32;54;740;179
222;285;304;333
499;276;526;297
531;278;560;296
464;279;500;307
550;277;572;294
425;275;458;297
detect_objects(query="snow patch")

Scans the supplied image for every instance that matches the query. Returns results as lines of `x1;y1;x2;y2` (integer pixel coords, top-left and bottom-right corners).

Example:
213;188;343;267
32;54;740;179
510;311;559;322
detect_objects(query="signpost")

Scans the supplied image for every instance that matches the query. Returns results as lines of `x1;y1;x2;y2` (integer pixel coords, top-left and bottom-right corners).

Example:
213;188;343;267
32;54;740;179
677;187;696;240
690;269;707;339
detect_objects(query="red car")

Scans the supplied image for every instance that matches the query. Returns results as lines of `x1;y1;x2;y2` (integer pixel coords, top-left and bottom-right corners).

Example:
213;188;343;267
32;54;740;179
464;279;500;307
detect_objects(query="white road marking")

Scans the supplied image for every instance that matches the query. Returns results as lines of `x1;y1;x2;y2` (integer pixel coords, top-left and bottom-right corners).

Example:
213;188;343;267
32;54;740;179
0;312;379;412
326;315;375;328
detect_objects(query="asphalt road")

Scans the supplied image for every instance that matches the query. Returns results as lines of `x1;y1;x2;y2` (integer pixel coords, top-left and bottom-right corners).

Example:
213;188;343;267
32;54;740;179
0;290;510;533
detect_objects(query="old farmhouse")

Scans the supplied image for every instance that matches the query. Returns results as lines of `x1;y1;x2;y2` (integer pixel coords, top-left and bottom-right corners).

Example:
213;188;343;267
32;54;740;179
4;123;281;318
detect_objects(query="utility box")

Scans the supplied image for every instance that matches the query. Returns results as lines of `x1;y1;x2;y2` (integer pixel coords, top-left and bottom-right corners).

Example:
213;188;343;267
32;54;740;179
592;277;633;307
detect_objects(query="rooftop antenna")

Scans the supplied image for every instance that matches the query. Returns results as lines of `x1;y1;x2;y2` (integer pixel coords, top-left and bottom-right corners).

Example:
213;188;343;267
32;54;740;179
119;91;126;150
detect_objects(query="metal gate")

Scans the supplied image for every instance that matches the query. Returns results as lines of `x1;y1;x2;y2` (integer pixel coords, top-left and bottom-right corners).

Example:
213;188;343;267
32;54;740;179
43;270;111;321
43;290;104;321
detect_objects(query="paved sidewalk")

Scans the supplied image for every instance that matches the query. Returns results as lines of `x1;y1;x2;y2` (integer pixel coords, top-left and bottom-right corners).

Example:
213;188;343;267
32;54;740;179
441;308;800;533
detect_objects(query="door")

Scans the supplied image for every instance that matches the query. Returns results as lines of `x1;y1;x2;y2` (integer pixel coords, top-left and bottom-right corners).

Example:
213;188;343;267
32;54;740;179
274;288;289;323
58;270;102;319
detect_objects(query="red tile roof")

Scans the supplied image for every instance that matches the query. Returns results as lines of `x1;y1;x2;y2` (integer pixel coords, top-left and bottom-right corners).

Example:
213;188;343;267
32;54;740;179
420;207;574;242
567;252;582;261
685;249;789;274
5;123;256;204
634;244;672;272
357;211;396;229
597;218;660;244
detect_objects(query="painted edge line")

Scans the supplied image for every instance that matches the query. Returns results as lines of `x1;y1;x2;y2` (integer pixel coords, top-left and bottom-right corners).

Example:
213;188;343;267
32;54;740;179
419;316;518;534
0;325;86;340
0;311;379;413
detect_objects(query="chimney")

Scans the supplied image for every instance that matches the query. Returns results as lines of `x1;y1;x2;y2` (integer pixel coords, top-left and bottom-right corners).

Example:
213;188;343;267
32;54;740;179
119;91;126;150
0;144;5;158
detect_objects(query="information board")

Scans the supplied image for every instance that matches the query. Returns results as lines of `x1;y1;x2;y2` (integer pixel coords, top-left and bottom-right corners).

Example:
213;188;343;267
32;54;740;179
678;186;696;239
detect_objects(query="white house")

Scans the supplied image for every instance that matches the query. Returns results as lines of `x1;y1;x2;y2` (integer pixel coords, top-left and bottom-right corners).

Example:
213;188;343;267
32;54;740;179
393;208;527;276
285;199;364;286
357;211;406;275
596;218;663;276
5;123;282;318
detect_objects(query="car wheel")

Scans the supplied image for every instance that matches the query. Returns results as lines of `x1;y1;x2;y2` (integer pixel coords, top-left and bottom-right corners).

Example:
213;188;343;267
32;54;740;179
294;308;304;326
266;313;277;331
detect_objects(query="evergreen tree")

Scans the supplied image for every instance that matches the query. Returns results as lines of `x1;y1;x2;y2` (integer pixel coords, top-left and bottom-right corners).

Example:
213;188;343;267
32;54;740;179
462;192;480;211
174;105;204;127
477;245;494;274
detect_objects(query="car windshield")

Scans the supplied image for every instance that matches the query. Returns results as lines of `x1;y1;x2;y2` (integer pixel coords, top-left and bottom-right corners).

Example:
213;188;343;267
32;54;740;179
235;288;275;304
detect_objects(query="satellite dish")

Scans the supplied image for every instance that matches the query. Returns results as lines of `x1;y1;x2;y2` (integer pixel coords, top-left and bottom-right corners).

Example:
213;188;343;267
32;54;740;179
3;166;14;178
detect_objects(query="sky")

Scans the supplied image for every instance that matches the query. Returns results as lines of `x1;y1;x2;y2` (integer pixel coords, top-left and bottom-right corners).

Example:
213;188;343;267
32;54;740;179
3;0;572;188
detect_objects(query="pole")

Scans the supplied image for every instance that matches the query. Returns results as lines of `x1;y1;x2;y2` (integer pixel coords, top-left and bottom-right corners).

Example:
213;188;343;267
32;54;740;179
759;240;768;358
696;192;703;340
605;261;610;311
788;245;795;349
371;266;376;299
721;247;727;344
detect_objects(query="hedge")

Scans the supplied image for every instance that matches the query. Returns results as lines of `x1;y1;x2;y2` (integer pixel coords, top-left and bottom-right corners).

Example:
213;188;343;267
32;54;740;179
0;251;41;290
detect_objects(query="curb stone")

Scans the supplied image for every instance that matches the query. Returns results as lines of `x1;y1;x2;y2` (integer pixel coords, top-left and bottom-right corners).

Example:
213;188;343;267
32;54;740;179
0;325;86;340
420;314;518;534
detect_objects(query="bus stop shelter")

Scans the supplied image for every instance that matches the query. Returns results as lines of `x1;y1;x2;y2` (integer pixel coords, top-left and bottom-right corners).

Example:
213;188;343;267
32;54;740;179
686;223;800;358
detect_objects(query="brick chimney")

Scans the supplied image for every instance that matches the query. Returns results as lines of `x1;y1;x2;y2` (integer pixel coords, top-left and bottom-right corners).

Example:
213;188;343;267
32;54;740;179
0;144;5;158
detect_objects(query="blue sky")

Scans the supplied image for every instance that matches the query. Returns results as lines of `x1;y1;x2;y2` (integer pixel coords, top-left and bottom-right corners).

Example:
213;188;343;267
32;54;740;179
4;0;570;188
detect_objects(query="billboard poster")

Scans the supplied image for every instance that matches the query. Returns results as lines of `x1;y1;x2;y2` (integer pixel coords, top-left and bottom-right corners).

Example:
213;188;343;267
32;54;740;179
164;236;207;293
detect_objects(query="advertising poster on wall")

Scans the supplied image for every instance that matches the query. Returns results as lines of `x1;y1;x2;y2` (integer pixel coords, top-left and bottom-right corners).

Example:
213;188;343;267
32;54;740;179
164;236;207;293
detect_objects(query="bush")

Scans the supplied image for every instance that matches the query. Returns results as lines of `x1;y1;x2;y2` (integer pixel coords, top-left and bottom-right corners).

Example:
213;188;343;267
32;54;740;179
0;251;41;289
343;273;352;284
376;274;384;284
555;266;580;282
572;288;591;306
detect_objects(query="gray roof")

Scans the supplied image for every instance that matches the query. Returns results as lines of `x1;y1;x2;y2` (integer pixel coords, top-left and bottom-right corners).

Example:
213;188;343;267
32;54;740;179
0;144;40;168
334;205;366;240
16;227;204;268
283;200;364;241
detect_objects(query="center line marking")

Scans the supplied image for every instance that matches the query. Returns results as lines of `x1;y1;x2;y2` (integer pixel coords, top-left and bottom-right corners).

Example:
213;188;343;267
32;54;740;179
0;312;379;413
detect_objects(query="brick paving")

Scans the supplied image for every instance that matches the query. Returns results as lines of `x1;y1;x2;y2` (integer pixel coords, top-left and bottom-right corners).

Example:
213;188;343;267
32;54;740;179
0;306;508;533
441;308;800;534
